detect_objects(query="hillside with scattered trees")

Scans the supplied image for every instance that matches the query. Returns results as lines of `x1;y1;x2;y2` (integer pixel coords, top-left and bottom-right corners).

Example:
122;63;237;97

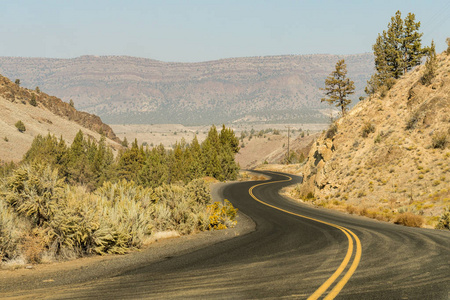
292;12;450;230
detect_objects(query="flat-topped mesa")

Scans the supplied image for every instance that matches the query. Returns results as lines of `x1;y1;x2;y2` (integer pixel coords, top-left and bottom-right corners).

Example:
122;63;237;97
0;54;374;124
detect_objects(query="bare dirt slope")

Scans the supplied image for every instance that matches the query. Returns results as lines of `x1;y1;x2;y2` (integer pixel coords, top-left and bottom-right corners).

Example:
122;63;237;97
0;76;121;162
294;52;450;227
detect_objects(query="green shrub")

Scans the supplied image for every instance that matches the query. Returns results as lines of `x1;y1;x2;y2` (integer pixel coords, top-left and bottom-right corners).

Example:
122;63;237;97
305;192;315;200
30;95;37;107
436;208;450;230
185;178;212;205
15;121;26;133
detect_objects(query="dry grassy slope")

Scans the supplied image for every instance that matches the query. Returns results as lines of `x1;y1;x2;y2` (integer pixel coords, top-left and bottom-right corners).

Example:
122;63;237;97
296;53;450;226
0;75;119;142
0;76;121;162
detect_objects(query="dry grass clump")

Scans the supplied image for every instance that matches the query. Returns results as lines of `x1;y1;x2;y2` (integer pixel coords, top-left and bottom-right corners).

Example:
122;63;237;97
393;212;424;228
325;123;338;139
0;163;237;264
431;130;449;149
361;121;375;138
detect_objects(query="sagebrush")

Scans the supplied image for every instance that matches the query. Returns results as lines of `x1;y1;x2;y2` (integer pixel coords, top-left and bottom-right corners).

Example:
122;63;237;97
0;164;237;263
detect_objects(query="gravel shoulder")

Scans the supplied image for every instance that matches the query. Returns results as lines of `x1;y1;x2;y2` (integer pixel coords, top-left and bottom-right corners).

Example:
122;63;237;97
0;182;255;297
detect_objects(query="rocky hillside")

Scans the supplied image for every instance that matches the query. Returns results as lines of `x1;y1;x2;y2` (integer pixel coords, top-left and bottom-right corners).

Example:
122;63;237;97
0;74;121;162
0;54;373;125
295;52;450;227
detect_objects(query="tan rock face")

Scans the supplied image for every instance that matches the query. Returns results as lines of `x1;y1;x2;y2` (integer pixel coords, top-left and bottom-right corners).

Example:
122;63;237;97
298;53;450;224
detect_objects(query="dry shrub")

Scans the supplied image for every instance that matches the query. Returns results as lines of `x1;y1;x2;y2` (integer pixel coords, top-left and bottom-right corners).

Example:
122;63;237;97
405;111;421;130
325;123;338;139
394;212;424;227
359;208;377;219
346;205;360;215
21;231;45;263
361;122;375;138
431;130;448;149
0;200;27;262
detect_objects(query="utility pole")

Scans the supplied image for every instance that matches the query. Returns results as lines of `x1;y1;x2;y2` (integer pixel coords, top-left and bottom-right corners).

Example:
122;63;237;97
285;125;290;165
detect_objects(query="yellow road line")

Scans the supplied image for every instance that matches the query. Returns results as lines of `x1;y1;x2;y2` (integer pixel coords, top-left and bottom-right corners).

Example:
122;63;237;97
248;172;362;300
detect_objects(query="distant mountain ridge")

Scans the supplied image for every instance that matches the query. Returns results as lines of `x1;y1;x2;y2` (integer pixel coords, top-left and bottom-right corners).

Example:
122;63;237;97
0;54;374;125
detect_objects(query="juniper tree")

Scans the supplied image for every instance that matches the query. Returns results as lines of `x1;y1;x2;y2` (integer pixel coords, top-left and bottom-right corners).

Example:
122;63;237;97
30;94;37;106
321;59;355;116
15;121;26;133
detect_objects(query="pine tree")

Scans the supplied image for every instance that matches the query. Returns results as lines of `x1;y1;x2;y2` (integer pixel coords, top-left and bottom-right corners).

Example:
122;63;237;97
421;40;438;85
121;137;129;148
367;11;425;95
402;13;424;74
188;135;203;179
321;60;355;116
64;130;93;187
138;144;168;188
202;126;222;179
219;125;240;154
23;134;67;166
117;138;145;182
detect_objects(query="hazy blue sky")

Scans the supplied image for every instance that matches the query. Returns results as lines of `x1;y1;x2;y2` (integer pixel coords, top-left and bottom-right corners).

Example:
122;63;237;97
1;0;448;62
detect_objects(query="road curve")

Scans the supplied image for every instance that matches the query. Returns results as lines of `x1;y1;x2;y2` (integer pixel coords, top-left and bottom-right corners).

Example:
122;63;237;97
2;171;449;299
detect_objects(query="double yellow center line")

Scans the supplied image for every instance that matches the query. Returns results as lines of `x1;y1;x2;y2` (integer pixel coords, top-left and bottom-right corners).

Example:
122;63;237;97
248;173;362;300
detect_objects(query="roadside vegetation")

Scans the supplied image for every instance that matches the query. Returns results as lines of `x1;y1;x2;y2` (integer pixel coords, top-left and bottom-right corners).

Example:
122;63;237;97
0;125;239;265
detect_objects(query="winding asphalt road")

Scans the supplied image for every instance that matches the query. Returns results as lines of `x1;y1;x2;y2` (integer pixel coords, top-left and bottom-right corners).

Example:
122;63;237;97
2;171;450;299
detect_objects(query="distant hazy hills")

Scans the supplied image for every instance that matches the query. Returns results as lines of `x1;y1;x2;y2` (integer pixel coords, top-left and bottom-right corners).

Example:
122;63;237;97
0;54;373;125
